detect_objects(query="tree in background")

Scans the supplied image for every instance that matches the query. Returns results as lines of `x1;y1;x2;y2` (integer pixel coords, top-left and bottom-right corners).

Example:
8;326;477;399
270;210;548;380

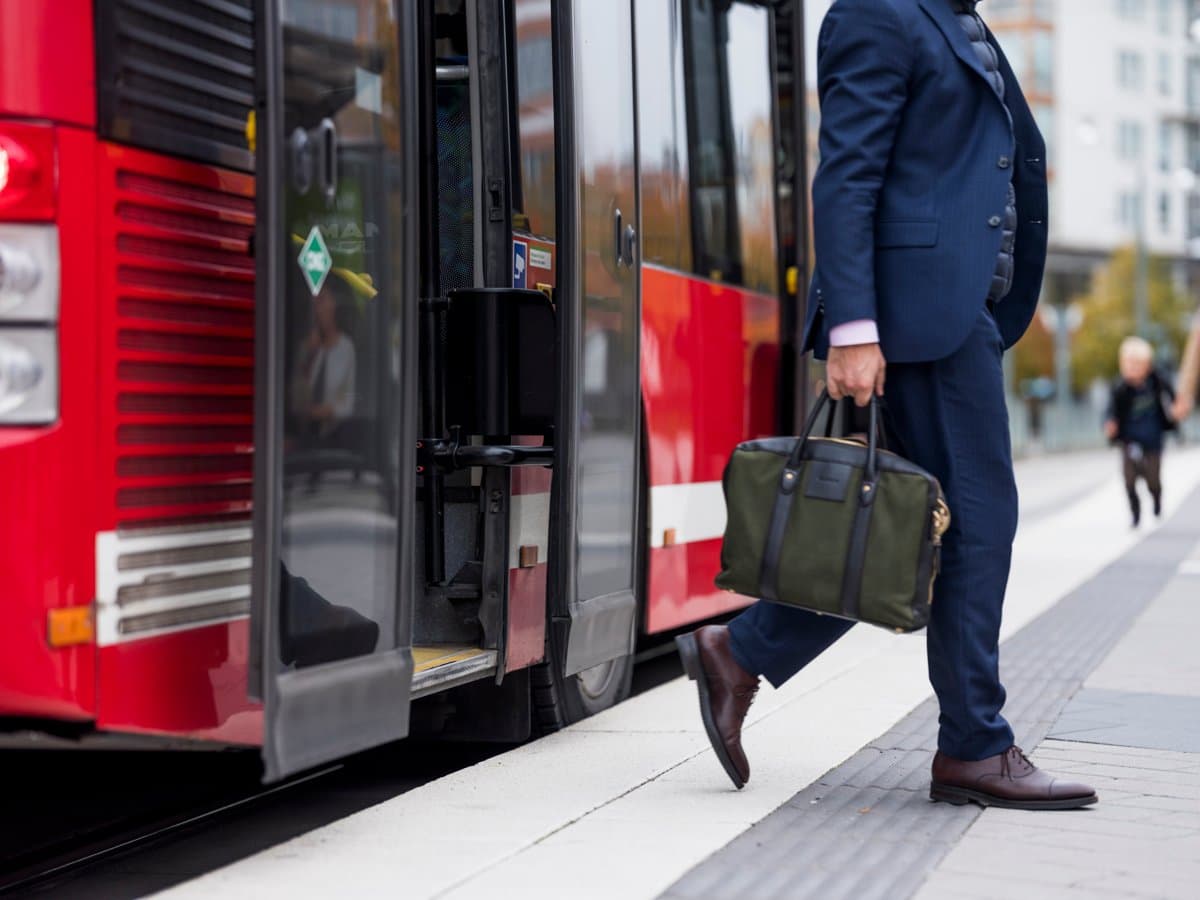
1070;246;1193;391
1010;312;1054;389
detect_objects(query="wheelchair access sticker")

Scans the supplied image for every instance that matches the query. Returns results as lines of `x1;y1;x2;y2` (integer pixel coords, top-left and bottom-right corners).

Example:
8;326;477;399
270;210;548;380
513;239;528;288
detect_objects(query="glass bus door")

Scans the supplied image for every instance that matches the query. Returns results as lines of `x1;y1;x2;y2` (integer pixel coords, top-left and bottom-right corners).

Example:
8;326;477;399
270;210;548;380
550;0;642;676
251;0;419;781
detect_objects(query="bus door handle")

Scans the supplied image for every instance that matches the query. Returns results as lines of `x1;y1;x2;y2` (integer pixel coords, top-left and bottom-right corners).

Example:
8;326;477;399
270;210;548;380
317;118;338;203
613;209;636;268
613;208;623;267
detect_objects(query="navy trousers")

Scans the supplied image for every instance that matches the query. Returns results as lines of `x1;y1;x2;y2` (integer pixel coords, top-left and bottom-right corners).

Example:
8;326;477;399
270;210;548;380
728;306;1018;761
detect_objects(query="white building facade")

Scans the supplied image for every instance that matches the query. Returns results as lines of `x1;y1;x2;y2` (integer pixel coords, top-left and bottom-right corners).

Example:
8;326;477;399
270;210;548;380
988;0;1200;274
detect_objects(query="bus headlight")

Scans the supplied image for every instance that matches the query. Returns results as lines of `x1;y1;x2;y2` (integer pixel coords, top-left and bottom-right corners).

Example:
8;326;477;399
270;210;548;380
0;329;57;423
0;224;58;320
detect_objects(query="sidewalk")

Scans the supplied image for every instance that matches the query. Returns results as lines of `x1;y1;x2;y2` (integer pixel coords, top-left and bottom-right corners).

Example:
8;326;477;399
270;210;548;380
667;471;1200;900
916;541;1200;899
159;449;1200;900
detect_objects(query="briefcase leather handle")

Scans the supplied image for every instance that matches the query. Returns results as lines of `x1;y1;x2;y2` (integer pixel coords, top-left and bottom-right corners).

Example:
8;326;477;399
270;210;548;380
785;391;881;491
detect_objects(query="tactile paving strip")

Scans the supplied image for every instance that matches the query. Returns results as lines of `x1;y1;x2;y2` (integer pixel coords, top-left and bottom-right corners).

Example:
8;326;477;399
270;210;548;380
661;491;1200;900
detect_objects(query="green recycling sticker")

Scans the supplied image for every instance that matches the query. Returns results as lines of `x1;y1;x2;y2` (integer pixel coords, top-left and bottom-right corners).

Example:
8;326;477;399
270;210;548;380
297;225;333;296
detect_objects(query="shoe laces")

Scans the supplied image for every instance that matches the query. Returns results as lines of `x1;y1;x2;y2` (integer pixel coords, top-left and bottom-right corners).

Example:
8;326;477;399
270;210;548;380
1002;745;1035;776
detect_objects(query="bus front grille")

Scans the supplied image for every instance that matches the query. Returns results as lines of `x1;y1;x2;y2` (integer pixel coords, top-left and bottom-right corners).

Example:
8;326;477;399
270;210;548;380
99;143;256;531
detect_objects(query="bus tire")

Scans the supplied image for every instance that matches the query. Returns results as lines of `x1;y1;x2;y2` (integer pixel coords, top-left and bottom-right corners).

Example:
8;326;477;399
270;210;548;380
531;641;634;734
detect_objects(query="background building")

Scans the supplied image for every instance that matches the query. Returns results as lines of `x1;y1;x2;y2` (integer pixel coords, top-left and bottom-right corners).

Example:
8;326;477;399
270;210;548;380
989;0;1200;298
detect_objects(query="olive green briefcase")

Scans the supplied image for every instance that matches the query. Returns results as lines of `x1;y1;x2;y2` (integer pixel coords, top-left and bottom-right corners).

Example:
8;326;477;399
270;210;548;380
715;392;951;633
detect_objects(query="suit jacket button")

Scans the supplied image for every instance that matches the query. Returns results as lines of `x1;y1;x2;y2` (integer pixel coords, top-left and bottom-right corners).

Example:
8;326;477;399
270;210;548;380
988;215;1002;227
998;155;1011;169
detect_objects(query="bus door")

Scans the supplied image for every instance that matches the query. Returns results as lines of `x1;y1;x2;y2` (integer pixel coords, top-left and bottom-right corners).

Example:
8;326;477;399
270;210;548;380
250;0;419;781
550;1;642;676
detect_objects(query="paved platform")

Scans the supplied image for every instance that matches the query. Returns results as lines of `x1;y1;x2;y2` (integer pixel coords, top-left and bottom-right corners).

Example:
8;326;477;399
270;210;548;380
160;448;1200;900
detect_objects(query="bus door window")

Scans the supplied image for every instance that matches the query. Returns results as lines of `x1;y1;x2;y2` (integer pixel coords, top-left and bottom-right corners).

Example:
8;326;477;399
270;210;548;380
277;0;405;668
573;0;640;605
511;0;556;246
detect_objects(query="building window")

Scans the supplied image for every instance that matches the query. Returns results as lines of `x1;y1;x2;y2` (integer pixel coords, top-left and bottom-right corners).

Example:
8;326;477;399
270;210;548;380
1160;121;1174;172
1159;0;1174;34
1116;0;1146;18
1032;31;1053;94
1160;192;1172;231
1187;123;1200;172
1118;51;1145;91
1001;33;1029;81
1118;120;1144;159
1189;57;1200;111
1119;191;1142;229
987;0;1020;16
1159;53;1171;96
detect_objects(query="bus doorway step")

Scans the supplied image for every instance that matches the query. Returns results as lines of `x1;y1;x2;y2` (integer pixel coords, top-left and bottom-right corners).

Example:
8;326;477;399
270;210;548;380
411;646;498;698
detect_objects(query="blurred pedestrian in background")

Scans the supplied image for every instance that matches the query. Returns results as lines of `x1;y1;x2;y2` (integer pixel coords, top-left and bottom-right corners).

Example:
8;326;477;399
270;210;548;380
1105;336;1176;527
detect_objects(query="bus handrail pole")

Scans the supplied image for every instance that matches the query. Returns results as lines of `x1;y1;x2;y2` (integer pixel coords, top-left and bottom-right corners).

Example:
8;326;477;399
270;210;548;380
418;1;446;586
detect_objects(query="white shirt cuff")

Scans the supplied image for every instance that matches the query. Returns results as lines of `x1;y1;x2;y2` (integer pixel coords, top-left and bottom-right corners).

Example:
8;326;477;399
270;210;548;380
828;319;880;347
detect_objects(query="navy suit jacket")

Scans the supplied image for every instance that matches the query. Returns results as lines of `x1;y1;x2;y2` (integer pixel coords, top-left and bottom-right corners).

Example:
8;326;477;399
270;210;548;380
804;0;1049;364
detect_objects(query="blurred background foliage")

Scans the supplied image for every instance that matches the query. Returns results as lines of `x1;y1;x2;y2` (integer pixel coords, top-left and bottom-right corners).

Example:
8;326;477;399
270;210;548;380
1068;248;1193;389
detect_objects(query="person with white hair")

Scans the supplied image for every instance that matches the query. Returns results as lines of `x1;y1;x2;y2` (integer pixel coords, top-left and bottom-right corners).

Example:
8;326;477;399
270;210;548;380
1104;336;1177;527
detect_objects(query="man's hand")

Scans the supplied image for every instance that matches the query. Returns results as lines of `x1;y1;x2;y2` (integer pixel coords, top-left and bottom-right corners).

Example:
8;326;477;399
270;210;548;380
1103;419;1118;440
827;342;886;407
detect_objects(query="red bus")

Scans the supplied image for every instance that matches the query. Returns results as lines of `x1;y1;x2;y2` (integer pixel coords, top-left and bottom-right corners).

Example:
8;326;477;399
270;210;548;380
0;0;808;780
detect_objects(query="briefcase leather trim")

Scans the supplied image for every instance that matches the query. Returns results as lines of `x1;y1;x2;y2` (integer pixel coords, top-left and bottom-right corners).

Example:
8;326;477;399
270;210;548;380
839;482;876;619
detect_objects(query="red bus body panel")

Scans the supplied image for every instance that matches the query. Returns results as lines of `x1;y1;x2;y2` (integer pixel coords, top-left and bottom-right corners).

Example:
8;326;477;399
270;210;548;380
91;142;261;741
641;264;779;633
0;0;95;127
0;126;99;720
97;621;262;744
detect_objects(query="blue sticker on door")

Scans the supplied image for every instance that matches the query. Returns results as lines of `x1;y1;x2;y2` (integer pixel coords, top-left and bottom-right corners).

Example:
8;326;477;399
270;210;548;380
513;239;528;288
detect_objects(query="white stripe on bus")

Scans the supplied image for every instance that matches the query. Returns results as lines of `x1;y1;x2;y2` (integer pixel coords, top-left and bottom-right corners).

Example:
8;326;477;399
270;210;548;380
647;480;726;549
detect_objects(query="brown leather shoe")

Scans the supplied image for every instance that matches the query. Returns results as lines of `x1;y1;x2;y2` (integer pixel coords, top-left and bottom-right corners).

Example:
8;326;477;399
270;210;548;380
676;625;759;789
931;746;1098;810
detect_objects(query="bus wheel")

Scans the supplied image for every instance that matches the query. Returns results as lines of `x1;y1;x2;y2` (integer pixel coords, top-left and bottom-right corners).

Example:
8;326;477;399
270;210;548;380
531;644;634;734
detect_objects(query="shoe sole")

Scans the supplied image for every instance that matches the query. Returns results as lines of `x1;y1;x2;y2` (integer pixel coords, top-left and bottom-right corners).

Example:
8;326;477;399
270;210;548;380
930;783;1098;810
676;633;746;790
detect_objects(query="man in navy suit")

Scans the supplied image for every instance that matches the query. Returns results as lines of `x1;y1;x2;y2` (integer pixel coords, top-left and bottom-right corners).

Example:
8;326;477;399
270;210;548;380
677;0;1098;810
